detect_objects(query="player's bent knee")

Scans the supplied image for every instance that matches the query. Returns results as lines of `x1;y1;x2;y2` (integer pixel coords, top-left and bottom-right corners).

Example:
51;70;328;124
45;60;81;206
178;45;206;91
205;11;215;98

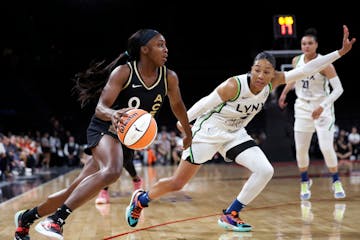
263;165;274;180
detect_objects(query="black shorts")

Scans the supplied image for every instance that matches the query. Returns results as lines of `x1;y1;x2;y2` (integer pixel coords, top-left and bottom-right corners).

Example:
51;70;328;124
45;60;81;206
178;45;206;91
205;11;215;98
84;116;134;162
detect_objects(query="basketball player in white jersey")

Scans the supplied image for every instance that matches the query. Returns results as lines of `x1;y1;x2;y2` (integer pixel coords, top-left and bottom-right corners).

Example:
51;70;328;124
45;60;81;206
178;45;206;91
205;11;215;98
278;28;347;201
126;25;355;232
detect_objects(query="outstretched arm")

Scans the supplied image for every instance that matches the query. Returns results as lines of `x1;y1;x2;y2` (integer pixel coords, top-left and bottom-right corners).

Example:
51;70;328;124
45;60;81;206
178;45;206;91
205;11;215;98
272;25;356;88
285;25;355;84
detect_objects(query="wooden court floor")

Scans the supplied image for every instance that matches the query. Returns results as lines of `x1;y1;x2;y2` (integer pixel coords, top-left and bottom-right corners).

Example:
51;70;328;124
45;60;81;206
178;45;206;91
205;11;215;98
1;161;359;240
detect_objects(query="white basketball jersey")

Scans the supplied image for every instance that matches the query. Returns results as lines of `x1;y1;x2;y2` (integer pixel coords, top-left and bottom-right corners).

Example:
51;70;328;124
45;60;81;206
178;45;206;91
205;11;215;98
198;74;271;132
294;54;330;102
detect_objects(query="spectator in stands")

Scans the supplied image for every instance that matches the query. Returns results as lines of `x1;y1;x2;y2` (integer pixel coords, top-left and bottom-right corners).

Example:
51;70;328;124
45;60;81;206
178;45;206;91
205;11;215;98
40;132;51;169
169;130;182;165
0;134;7;181
63;136;80;167
347;126;360;160
335;129;352;160
143;145;157;166
50;131;63;166
335;129;353;174
5;135;19;176
155;132;171;165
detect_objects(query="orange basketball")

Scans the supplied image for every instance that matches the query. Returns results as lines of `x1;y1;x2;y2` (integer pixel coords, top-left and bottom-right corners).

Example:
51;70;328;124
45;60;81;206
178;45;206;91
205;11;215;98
117;108;158;150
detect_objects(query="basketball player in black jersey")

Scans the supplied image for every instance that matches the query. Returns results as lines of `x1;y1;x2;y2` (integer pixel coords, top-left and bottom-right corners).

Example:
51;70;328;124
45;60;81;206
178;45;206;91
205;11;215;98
14;29;192;240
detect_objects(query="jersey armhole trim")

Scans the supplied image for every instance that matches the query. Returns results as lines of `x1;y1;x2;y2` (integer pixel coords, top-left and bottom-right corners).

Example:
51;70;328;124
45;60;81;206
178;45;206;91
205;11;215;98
230;76;241;101
163;66;168;96
123;62;134;89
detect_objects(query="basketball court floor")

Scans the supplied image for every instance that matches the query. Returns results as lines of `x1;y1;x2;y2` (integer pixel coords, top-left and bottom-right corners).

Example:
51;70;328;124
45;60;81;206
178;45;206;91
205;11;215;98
1;161;359;239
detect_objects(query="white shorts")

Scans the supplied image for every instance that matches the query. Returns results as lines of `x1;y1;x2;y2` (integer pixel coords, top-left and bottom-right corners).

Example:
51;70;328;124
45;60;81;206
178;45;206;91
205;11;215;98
181;118;254;164
294;98;335;133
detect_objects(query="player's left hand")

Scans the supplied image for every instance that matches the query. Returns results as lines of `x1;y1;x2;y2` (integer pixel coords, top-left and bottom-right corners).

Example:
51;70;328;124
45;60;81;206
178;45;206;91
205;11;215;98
176;121;192;149
312;106;324;120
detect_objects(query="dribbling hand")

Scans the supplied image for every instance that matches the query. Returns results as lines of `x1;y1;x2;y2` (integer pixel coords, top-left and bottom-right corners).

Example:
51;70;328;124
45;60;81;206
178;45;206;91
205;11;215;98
111;108;132;129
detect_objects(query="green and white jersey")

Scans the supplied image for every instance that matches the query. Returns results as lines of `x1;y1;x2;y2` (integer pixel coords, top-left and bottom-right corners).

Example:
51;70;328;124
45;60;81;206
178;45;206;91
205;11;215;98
196;73;271;132
294;54;330;102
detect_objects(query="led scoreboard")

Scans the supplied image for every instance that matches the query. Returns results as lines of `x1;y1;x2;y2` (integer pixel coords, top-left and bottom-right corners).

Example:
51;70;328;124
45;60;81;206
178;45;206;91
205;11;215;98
273;15;296;39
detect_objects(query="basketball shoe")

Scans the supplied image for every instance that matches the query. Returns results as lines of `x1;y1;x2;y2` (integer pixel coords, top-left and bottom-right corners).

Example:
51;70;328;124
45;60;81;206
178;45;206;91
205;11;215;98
133;177;143;190
14;209;31;240
125;189;145;227
95;189;110;204
35;217;64;240
217;210;252;232
332;180;346;199
300;179;312;200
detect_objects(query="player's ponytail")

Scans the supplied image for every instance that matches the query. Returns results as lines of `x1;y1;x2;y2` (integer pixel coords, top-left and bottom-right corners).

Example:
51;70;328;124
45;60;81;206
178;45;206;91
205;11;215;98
72;52;129;108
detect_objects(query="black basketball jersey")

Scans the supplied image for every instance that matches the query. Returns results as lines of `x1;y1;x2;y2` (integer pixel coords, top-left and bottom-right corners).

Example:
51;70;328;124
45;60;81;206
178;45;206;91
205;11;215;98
112;60;168;118
87;61;168;136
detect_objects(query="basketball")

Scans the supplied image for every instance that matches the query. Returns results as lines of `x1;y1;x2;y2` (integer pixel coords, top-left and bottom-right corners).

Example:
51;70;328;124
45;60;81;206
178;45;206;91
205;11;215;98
117;108;158;150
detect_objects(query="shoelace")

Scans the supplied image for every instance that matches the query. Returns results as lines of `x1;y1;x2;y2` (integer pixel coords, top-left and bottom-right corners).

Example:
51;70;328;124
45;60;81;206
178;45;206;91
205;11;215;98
229;211;245;224
221;210;246;225
131;201;143;218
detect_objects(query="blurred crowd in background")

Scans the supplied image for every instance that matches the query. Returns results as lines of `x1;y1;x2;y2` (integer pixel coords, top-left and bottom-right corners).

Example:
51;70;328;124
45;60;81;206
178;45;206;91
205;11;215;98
1;114;359;183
